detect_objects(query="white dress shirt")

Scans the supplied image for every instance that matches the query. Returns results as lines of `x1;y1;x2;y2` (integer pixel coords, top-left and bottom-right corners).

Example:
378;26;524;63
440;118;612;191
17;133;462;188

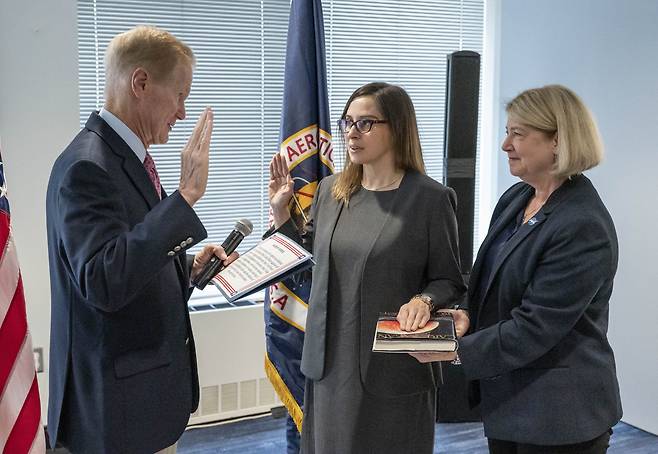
99;107;147;162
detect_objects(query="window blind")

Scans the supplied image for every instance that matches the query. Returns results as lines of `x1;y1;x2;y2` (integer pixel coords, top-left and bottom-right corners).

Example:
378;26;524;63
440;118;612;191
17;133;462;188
324;0;484;249
78;0;484;288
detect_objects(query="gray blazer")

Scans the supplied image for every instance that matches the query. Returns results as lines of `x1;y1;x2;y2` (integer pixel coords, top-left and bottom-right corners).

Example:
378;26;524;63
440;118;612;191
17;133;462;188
459;174;622;444
277;170;466;396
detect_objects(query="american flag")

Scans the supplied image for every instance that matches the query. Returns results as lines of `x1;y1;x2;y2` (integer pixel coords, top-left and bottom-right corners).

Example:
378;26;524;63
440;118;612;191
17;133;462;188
0;152;46;454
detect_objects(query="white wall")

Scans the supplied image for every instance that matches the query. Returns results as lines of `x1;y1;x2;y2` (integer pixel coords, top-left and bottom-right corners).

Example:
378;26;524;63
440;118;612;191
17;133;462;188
495;0;658;435
0;0;78;419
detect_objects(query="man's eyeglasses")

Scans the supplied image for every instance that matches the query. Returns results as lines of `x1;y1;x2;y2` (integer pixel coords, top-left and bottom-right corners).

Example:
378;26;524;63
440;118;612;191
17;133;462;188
337;118;388;134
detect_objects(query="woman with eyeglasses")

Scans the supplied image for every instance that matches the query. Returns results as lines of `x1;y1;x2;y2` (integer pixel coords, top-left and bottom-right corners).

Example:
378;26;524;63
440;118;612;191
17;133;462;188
267;82;466;453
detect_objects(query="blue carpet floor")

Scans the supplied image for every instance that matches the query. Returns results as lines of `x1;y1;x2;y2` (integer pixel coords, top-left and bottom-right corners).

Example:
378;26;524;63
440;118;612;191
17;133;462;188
178;415;658;453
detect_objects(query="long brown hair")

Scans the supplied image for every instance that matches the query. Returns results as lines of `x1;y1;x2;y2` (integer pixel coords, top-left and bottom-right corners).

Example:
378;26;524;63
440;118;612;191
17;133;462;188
332;82;425;203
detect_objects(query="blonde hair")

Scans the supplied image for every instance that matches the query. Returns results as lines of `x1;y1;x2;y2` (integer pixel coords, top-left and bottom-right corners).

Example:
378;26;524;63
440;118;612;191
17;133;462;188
332;83;425;203
506;84;603;178
105;25;195;96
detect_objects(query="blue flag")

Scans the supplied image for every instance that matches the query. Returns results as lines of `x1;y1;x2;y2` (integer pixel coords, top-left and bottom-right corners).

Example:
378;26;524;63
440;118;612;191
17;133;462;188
264;0;333;434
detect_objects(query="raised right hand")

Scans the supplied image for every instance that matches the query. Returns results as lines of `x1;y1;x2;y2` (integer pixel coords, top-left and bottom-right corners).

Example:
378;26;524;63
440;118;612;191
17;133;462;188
179;107;213;206
268;153;294;227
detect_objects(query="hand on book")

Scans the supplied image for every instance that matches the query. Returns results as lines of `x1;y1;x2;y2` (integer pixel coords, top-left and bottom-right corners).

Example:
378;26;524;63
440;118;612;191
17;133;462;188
397;297;432;331
407;309;469;363
449;308;470;337
191;244;239;282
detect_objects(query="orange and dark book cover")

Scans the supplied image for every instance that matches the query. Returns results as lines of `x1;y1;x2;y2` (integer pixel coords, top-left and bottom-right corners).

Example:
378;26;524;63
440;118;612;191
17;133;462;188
372;311;457;353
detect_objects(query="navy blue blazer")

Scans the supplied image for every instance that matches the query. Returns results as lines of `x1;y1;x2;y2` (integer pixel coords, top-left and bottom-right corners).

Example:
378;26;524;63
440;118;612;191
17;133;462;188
459;174;622;445
46;113;207;453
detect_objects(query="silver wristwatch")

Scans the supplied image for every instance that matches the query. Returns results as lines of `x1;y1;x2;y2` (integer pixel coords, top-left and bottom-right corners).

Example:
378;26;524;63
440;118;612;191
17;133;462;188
411;294;434;312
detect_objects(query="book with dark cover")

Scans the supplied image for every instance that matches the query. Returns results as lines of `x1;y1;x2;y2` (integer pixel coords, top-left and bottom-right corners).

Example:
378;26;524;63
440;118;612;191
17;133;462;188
372;311;458;353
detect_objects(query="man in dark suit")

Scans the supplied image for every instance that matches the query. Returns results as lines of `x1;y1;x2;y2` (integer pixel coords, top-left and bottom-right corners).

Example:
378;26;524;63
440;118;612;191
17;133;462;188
46;26;234;454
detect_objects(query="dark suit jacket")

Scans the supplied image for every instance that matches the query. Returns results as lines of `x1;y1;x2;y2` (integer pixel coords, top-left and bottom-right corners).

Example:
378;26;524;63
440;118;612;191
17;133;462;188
459;174;622;445
46;113;207;453
277;170;466;396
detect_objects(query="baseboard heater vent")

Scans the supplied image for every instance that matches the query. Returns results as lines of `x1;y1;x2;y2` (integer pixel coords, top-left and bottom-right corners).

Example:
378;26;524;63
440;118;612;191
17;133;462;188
190;378;279;424
188;296;280;425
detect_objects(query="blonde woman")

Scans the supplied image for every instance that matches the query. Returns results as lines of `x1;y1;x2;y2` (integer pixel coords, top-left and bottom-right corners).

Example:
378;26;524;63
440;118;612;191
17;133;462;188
415;85;622;453
268;82;466;453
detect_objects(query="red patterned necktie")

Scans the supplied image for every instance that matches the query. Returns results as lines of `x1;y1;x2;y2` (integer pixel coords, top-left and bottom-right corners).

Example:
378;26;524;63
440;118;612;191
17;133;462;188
143;151;162;199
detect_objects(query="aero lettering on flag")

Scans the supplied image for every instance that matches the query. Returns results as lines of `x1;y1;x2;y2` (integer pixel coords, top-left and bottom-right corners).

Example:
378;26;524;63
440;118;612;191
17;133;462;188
264;0;333;436
282;125;333;171
0;150;46;454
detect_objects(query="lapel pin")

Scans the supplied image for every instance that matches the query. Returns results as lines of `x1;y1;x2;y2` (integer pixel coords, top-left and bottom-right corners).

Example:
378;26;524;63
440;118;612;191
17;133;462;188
528;217;538;226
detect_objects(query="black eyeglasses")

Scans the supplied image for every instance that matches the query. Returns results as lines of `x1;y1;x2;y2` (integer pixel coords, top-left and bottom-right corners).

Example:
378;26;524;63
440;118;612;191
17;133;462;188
337;118;388;134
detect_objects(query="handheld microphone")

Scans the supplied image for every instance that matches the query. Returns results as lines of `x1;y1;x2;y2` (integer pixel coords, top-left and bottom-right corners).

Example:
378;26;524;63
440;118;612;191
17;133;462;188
192;218;253;290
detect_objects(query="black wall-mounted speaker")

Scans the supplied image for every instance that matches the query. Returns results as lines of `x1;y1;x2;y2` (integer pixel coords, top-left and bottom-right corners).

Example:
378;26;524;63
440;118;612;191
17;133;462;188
438;50;481;423
443;50;480;274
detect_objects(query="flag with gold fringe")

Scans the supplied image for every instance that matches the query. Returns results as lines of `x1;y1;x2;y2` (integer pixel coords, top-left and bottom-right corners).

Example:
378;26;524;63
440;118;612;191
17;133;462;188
264;0;333;440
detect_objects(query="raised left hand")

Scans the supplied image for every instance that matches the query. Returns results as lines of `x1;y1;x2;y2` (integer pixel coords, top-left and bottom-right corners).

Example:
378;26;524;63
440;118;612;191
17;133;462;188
190;244;239;282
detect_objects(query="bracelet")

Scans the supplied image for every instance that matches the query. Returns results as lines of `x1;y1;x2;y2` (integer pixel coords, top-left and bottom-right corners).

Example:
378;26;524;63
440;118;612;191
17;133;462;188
411;294;434;311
